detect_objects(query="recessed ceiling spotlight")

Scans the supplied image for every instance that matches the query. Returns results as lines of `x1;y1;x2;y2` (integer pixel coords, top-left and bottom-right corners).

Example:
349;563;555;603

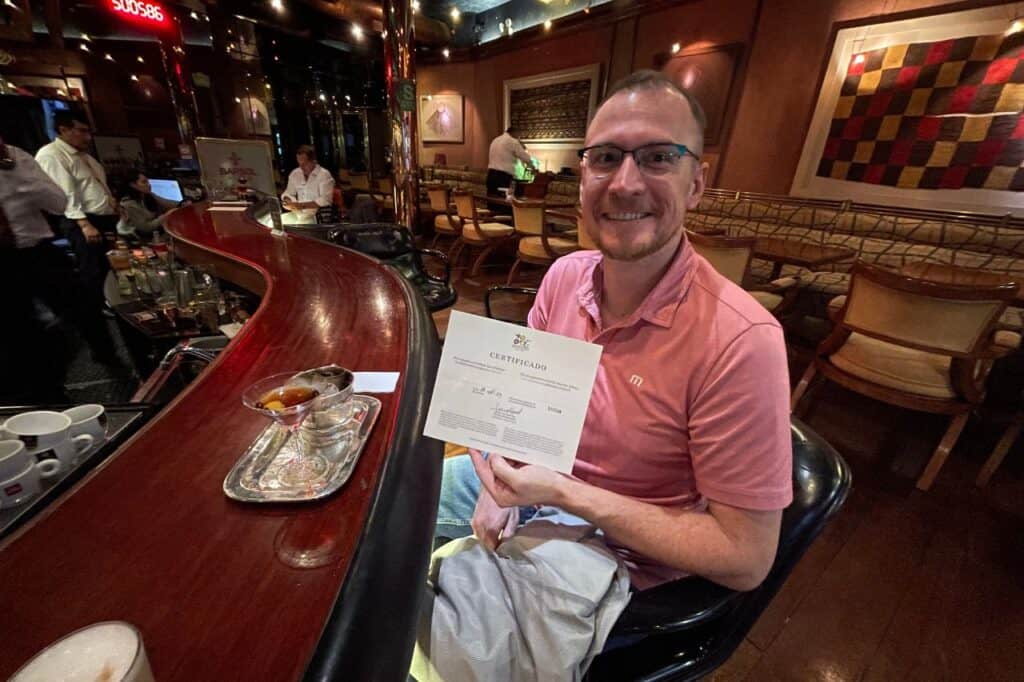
442;47;450;58
450;6;460;21
671;42;680;54
544;19;552;30
352;24;364;39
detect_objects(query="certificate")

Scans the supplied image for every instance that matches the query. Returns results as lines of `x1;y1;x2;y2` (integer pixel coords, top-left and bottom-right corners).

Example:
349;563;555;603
424;311;602;473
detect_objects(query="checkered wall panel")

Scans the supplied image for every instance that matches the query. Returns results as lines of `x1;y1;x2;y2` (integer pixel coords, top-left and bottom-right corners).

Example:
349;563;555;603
817;33;1024;190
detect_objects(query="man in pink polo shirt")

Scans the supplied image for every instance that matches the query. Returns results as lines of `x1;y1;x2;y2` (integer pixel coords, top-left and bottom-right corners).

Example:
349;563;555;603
435;70;792;593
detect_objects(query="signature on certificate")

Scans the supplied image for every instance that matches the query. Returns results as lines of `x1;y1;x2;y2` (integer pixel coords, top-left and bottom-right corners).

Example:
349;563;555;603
492;404;523;423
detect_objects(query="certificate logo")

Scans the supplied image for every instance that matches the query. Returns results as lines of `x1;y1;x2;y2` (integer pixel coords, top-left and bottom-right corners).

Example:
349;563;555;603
512;333;531;351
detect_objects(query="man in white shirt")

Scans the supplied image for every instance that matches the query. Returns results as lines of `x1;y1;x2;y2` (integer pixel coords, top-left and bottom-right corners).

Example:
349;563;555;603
486;126;534;212
35;110;119;311
0;139;113;401
281;144;335;224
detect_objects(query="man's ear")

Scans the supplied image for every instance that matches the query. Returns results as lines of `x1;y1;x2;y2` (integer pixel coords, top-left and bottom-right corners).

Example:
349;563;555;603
686;161;709;211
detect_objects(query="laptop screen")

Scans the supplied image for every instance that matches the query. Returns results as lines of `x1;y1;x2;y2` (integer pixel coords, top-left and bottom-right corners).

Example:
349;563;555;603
149;178;183;203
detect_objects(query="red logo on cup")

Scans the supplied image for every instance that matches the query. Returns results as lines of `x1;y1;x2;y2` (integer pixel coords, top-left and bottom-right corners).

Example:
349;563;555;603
3;483;23;496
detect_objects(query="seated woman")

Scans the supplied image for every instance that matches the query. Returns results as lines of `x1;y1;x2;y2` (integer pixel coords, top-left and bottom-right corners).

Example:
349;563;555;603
115;172;179;241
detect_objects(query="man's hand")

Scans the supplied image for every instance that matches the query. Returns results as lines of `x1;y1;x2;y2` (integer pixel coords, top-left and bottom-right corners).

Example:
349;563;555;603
469;449;569;509
471;484;518;551
79;220;101;244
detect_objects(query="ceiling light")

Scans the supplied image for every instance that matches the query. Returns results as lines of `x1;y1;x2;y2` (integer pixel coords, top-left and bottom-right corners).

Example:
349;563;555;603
442;47;450;58
79;44;90;52
319;93;326;101
671;42;680;54
235;96;241;102
130;74;139;82
1008;19;1024;36
190;11;199;20
104;53;114;62
450;6;460;21
80;32;91;42
352;24;363;39
544;19;552;30
137;56;145;63
412;0;420;12
270;0;284;11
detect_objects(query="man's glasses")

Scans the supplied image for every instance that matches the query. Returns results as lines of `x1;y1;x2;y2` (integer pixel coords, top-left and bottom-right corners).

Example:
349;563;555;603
577;143;700;177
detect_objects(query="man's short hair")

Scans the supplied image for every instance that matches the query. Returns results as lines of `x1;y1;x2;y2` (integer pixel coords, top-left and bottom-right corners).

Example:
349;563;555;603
296;144;316;161
597;70;706;151
53;110;88;133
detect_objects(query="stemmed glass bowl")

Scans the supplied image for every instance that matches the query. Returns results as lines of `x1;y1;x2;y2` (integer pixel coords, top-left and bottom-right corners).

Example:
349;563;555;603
242;371;339;485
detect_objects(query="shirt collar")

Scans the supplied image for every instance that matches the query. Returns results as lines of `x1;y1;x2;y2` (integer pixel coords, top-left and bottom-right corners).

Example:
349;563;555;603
576;236;697;331
55;138;80;156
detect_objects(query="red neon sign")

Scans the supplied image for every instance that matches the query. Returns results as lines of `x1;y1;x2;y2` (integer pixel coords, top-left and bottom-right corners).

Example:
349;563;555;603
108;0;169;28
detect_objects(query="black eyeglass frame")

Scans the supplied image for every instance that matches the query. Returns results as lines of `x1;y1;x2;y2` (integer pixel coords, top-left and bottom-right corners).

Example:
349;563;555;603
576;143;702;167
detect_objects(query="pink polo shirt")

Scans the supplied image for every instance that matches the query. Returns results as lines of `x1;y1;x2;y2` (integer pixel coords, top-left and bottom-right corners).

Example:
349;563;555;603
528;239;793;589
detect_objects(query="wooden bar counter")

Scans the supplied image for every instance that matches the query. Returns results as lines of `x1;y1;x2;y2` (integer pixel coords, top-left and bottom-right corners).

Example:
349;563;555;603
0;204;443;681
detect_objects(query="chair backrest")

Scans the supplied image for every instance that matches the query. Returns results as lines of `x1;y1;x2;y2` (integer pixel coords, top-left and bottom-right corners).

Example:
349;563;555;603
511;199;545;235
687;231;756;286
841;262;1017;357
483;285;537;326
350;173;371;191
426;184;451;212
451;190;477;221
328;223;415;259
349;194;379;224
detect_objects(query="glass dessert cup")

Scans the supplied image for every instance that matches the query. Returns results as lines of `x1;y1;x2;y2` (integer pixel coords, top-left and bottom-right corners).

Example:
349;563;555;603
242;372;339;486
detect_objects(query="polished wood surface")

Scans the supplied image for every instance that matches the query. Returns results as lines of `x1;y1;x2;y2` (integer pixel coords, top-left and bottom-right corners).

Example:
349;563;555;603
754;237;856;279
0;204;413;680
900;261;1024;305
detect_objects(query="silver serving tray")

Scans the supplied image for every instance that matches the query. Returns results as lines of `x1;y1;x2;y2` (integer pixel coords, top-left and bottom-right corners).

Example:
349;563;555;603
223;394;381;503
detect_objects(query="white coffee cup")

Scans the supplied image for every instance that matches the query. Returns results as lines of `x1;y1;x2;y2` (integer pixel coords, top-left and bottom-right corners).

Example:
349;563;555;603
0;460;42;509
10;621;155;682
0;440;61;481
4;411;94;470
63;404;108;452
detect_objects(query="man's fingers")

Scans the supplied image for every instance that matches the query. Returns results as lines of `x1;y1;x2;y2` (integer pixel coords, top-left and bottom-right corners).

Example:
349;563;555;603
469;449;501;501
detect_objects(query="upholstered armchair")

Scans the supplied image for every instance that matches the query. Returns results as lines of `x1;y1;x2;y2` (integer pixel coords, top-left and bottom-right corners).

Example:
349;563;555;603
425;184;462;251
451;190;517;276
686;231;798;318
791;262;1020;490
506;199;579;285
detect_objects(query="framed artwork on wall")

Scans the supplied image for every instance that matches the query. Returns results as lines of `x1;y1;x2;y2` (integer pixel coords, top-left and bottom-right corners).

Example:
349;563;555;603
792;4;1024;215
503;64;601;144
657;44;743;147
419;94;464;144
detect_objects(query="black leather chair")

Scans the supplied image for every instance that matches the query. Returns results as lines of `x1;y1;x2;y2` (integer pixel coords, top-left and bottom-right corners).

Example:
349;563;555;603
328;223;458;312
484;285;539;325
585;419;851;681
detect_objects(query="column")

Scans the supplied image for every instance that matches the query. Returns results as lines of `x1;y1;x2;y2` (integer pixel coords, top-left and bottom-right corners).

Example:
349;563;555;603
158;13;202;153
382;0;419;231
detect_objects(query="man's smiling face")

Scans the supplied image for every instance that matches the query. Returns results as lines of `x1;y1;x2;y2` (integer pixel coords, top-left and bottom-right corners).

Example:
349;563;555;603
579;86;706;262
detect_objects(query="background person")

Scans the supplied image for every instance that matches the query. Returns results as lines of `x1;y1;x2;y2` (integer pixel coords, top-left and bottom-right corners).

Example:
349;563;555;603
486;125;534;212
281;144;334;224
35;110;119;311
114;171;179;241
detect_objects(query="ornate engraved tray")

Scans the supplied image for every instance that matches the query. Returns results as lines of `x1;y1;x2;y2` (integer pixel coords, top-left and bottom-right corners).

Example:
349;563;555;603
223;394;381;503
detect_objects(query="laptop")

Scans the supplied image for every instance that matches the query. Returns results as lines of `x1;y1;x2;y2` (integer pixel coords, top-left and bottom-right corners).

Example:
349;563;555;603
149;178;184;203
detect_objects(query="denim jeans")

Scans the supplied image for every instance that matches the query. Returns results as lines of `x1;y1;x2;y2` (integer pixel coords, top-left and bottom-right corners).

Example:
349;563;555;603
435;455;537;541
